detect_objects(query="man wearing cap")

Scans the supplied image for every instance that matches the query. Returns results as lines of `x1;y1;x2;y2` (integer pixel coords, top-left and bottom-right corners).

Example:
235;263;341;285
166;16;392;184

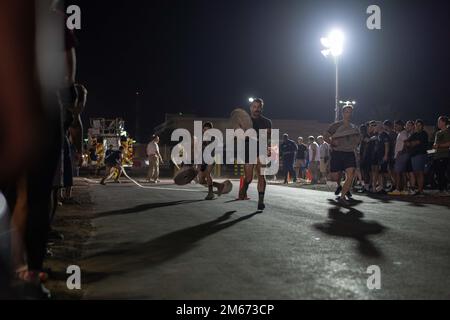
324;104;360;204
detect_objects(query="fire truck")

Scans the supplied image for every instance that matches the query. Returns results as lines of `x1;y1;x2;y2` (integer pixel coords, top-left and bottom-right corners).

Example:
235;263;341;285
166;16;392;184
84;118;135;169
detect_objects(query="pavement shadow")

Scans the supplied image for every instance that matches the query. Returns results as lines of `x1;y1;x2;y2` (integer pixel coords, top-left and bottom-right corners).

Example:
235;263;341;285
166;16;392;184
313;200;387;258
364;193;450;209
87;210;261;271
95;199;205;217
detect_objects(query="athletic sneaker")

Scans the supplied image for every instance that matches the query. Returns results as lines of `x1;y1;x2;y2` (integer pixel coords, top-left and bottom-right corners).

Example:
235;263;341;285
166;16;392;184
205;192;215;200
356;187;366;194
257;202;266;211
346;191;353;199
238;188;247;200
335;185;342;196
388;189;402;196
385;185;395;193
336;196;350;206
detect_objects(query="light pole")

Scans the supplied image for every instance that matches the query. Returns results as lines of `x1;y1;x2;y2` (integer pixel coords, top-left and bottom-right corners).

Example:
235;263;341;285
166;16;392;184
321;30;344;122
135;91;140;142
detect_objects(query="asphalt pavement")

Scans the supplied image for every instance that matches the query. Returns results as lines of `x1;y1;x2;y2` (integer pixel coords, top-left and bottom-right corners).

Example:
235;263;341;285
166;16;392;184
72;179;450;299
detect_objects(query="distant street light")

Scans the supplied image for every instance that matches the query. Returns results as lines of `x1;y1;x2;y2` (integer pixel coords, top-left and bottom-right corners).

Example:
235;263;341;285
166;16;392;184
321;29;344;122
339;100;356;108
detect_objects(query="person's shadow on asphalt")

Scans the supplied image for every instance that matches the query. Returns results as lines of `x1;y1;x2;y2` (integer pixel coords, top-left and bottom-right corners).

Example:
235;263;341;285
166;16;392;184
87;210;261;271
313;199;387;258
95;199;205;217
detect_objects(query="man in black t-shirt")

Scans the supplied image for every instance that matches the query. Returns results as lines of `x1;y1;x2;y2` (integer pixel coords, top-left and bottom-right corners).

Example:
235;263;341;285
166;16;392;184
383;120;397;191
404;119;429;196
368;122;389;194
239;98;272;211
280;134;298;183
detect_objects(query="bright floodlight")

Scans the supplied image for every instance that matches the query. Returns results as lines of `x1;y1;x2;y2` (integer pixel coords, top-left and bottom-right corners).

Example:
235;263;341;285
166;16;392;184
321;49;330;57
249;97;255;103
320;29;344;57
339;100;356;106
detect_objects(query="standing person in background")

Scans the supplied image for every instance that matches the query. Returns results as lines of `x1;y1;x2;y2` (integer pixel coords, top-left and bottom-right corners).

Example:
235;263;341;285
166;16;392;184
389;120;410;195
317;136;330;184
358;124;371;193
404;120;417;192
433;116;450;195
404;120;429;196
280;134;298;184
375;122;391;193
147;135;164;183
308;136;320;184
294;137;307;180
383;120;397;192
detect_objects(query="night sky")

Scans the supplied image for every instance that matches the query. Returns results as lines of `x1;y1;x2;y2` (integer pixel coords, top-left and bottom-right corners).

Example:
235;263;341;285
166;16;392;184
71;0;450;142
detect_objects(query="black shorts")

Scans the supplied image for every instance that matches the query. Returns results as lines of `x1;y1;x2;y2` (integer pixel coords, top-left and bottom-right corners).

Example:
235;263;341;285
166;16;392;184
406;158;413;173
330;151;356;173
389;159;395;171
379;161;388;173
244;139;263;164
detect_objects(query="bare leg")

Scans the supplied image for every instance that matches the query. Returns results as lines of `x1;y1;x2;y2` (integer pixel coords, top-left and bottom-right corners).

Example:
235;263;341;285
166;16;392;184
255;162;267;210
198;165;215;199
416;171;424;193
11;175;28;275
371;166;379;192
240;164;254;199
408;172;416;190
341;168;355;199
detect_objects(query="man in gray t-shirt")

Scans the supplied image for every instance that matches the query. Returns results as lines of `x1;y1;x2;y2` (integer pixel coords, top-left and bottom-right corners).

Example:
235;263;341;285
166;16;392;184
323;105;360;203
